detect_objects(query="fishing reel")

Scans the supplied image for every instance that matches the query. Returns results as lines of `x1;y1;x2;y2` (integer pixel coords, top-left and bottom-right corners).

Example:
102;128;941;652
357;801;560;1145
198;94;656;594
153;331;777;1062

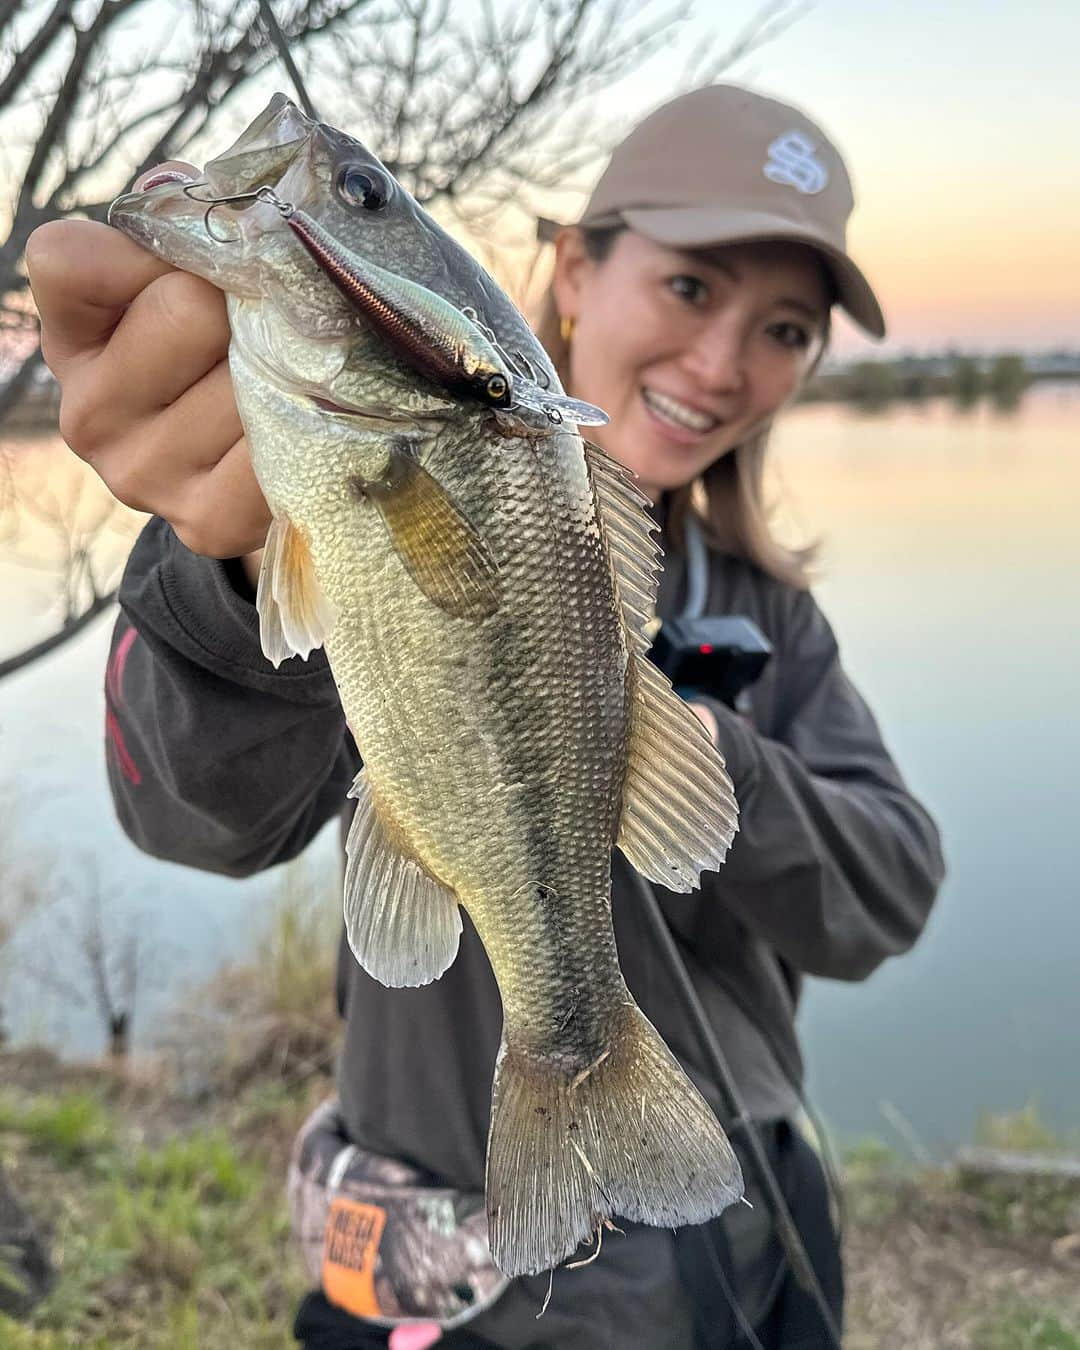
646;516;772;712
648;615;772;712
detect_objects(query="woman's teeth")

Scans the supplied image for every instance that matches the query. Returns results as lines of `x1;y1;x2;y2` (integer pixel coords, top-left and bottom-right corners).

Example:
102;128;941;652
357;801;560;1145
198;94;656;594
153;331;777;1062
642;387;718;433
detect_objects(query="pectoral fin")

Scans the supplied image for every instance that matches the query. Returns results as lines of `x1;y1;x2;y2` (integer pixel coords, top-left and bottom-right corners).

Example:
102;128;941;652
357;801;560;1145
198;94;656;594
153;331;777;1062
344;771;463;987
256;515;336;667
357;446;501;621
583;440;662;659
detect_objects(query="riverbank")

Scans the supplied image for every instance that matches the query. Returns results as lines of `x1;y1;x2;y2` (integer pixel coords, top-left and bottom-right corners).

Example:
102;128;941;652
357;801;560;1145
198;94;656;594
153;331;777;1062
1;1043;1078;1348
4;353;1079;434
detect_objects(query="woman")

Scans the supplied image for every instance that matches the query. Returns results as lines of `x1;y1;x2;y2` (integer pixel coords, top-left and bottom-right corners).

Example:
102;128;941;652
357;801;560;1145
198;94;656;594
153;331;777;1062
27;84;943;1348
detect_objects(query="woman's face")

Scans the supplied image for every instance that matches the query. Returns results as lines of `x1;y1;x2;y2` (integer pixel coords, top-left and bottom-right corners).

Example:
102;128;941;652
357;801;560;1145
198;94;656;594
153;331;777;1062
553;230;830;498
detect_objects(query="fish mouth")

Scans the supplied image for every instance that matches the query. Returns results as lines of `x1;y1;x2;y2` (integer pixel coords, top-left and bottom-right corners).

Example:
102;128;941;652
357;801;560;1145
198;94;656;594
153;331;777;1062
137;169;197;191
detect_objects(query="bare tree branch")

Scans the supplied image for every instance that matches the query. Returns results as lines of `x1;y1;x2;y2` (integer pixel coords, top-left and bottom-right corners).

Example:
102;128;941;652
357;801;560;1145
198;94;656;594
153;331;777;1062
0;590;117;680
0;0;76;116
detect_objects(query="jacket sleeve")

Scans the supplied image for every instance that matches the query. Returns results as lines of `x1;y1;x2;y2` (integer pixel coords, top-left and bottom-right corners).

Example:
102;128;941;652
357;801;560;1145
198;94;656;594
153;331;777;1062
104;517;355;878
696;586;945;982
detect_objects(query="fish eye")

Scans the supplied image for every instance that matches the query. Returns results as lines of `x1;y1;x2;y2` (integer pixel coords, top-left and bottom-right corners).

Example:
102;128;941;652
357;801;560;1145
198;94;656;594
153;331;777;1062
485;373;509;404
337;165;391;211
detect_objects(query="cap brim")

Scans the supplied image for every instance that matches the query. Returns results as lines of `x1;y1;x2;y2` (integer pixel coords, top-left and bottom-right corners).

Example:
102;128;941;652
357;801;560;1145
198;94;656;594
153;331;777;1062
614;206;885;340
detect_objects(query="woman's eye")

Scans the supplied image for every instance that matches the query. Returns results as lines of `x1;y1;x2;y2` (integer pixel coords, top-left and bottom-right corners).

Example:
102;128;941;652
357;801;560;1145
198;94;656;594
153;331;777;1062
337;166;391;210
667;274;708;305
769;321;811;351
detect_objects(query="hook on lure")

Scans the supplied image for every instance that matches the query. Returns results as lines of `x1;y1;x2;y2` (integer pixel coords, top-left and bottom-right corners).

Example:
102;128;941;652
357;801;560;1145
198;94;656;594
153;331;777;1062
181;181;293;243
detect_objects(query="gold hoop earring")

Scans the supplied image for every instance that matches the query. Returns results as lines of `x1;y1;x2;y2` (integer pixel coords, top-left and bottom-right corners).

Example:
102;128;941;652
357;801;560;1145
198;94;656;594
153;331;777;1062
559;316;575;344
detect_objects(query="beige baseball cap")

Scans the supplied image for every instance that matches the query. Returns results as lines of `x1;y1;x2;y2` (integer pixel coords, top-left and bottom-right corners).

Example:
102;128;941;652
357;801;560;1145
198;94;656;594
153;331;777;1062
565;84;885;339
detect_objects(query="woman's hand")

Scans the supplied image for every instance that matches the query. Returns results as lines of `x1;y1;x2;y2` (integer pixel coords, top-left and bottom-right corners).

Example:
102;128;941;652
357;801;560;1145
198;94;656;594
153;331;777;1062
25;161;271;564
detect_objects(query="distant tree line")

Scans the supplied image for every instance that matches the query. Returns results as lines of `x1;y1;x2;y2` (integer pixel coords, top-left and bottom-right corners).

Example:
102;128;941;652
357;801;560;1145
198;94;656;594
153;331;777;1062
800;351;1063;412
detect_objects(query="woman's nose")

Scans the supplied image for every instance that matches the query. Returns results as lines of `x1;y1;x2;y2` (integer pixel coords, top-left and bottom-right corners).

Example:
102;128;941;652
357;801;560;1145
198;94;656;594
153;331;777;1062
681;317;745;394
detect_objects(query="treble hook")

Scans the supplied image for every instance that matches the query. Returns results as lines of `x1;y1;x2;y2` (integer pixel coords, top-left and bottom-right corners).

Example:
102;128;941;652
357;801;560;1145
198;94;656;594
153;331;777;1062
181;181;294;242
506;350;552;390
460;305;500;348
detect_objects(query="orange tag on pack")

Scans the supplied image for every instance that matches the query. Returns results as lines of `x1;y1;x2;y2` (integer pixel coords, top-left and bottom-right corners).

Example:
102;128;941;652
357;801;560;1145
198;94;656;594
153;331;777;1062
322;1197;387;1318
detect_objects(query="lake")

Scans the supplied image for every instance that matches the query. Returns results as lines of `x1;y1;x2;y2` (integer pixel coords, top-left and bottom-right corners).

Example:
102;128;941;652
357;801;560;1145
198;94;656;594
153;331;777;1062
2;382;1077;1154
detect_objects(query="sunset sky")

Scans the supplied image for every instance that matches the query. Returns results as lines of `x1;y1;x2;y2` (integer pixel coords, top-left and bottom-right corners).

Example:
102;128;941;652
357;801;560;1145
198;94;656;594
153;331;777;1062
613;0;1080;356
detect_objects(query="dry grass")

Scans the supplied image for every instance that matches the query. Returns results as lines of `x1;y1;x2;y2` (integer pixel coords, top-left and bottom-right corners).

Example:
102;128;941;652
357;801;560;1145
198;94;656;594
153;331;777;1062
845;1147;1080;1349
158;857;343;1100
5;860;1079;1346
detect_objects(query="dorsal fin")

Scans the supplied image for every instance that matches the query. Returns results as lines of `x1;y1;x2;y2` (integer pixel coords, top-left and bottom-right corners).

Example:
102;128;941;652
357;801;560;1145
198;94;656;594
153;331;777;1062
583;440;663;658
582;441;739;890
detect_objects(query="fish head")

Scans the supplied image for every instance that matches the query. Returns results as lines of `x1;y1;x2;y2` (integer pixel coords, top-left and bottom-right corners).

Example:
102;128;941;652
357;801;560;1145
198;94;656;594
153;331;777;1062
108;97;592;426
108;95;353;336
110;97;552;363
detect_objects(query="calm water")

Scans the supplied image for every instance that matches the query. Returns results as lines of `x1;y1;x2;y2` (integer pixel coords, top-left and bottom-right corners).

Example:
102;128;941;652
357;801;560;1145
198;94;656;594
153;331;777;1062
2;383;1077;1152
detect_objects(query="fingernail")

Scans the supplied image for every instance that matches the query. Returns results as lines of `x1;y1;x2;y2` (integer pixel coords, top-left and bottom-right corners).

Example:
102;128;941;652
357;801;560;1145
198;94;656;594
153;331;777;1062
135;169;193;192
388;1324;442;1350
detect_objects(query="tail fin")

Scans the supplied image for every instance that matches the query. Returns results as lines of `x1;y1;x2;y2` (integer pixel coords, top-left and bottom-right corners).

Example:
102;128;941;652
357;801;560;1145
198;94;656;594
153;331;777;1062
485;1002;743;1277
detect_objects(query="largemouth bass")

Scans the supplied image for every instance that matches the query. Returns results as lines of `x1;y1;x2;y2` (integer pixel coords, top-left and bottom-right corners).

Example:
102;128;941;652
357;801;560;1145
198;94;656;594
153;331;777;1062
108;95;743;1277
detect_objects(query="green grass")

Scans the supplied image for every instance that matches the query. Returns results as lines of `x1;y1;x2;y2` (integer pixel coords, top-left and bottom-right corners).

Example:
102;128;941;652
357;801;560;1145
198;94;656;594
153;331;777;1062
975;1302;1080;1349
0;1087;307;1347
975;1103;1071;1153
130;1131;261;1204
843;1136;899;1176
0;1093;114;1166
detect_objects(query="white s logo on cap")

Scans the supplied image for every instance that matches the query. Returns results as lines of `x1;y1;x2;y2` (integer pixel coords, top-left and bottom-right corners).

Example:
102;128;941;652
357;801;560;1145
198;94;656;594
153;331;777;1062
763;132;828;195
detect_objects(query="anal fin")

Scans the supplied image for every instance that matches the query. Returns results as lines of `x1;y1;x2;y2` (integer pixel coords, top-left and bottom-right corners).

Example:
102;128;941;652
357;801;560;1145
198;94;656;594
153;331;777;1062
344;770;462;988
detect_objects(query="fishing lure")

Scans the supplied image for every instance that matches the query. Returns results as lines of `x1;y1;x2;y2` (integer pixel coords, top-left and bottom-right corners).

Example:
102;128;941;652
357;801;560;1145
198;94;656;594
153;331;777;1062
184;182;608;428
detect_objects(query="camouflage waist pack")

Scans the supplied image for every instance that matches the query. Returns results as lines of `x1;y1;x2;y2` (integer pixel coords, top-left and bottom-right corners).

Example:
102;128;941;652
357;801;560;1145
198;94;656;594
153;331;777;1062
287;1098;509;1329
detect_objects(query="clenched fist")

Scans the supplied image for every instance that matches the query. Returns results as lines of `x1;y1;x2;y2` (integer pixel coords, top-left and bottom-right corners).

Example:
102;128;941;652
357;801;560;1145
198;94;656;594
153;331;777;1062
25;161;269;576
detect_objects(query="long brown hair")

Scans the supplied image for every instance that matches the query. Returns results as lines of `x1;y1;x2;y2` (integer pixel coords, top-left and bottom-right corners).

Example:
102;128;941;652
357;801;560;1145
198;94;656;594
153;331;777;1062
533;228;830;589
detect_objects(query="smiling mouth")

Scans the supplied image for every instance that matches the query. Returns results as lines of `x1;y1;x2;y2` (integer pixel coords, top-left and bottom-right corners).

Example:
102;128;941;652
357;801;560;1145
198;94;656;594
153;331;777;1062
641;387;720;434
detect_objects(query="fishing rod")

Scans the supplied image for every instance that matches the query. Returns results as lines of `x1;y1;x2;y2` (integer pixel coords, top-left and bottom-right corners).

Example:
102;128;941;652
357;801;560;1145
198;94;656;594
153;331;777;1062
254;0;321;121
251;8;842;1345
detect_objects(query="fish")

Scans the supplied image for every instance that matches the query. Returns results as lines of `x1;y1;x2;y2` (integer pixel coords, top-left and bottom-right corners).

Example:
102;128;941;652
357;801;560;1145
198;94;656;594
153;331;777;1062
107;95;743;1277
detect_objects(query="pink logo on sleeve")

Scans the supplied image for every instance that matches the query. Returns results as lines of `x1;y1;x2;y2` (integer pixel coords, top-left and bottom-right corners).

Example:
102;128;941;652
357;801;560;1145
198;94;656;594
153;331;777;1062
105;625;141;785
